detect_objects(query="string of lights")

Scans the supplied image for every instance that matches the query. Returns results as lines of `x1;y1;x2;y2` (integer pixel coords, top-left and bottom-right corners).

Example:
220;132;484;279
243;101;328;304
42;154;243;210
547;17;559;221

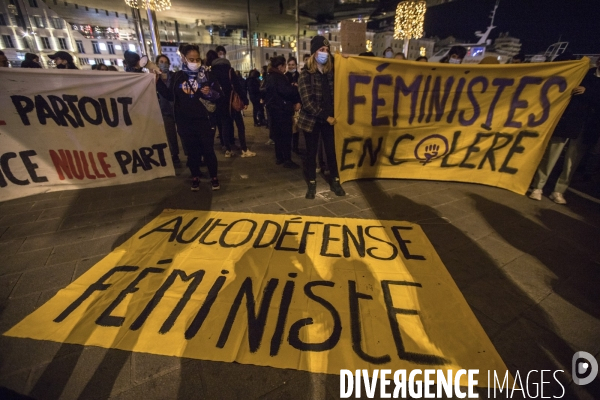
124;0;171;12
394;0;427;40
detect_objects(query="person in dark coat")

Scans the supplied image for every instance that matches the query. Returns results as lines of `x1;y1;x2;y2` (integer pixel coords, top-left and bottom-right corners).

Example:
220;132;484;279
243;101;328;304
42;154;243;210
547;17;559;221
206;49;255;158
529;52;595;204
246;69;265;126
580;57;600;180
262;56;301;168
155;54;181;166
285;57;302;154
21;53;41;68
156;44;223;191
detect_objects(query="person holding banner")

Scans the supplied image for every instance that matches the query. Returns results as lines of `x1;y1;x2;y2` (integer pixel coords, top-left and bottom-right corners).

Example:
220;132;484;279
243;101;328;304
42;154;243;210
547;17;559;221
156;54;182;168
48;51;78;69
297;35;345;199
529;52;595;204
156;44;223;191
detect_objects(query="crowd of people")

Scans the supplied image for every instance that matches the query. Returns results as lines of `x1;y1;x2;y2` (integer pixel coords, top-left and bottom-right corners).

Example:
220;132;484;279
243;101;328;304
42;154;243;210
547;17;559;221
0;40;598;202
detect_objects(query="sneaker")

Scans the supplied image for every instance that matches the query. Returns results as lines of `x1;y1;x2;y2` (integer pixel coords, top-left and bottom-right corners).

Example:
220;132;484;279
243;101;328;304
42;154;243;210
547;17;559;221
549;191;566;204
241;149;256;158
225;150;233;158
191;177;200;192
265;139;275;145
305;181;317;199
316;167;321;173
283;160;300;169
211;177;221;191
330;178;346;196
529;188;542;201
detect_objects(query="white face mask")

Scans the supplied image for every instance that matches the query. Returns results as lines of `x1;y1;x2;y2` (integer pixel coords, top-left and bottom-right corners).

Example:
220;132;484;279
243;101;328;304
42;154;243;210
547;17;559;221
449;58;461;64
186;60;200;71
384;51;393;58
288;68;296;73
218;54;225;59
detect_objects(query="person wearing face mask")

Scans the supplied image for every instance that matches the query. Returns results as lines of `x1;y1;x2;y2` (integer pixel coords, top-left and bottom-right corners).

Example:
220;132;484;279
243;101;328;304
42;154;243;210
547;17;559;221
285;57;302;154
156;44;223;191
263;56;301;168
48;51;78;69
297;35;345;199
21;53;42;68
440;46;467;64
383;47;394;58
155;54;181;167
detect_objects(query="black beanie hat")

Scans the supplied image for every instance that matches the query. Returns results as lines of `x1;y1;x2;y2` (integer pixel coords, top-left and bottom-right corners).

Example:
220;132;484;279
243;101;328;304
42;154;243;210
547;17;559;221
310;35;330;55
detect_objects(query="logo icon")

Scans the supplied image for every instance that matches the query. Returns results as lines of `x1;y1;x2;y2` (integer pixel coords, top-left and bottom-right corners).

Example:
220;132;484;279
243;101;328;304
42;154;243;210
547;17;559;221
414;134;449;165
572;351;598;385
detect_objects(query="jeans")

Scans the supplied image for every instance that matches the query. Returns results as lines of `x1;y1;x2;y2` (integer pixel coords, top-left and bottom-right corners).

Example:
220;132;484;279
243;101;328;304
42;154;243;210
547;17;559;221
269;112;293;163
162;114;179;158
303;122;339;181
532;136;586;193
176;119;218;178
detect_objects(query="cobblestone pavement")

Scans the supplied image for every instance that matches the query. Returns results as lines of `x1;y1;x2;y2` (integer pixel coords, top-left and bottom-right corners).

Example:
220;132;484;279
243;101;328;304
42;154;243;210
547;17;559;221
1;118;599;400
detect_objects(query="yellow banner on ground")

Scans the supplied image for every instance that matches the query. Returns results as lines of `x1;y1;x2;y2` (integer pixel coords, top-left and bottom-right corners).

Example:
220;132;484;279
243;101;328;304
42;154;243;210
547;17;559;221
334;55;589;194
6;210;508;387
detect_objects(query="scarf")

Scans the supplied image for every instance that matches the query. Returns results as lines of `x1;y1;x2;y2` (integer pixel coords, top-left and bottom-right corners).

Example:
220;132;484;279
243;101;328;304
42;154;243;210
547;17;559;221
181;64;210;98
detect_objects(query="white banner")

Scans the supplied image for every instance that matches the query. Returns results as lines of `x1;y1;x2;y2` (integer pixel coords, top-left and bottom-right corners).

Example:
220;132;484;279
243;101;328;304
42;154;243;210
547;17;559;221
0;69;174;202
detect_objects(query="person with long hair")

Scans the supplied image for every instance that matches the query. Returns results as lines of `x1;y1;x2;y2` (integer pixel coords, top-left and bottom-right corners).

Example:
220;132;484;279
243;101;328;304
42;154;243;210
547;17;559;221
155;54;181;167
156;44;223;191
263;55;301;168
297;35;345;199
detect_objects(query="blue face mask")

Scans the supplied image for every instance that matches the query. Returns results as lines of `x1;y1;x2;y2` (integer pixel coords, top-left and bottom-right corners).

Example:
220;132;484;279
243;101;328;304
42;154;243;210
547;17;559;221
316;51;328;65
159;63;169;73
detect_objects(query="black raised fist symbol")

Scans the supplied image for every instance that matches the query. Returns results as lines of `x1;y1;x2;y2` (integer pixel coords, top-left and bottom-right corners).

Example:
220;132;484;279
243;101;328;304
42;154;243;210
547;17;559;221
424;144;440;163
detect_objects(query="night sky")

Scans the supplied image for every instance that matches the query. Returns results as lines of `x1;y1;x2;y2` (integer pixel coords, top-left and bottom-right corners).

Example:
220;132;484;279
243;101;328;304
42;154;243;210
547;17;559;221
423;0;600;55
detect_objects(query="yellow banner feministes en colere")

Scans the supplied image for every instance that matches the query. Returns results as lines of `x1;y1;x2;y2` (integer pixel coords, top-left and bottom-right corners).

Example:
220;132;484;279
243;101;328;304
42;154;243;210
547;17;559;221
6;210;510;387
334;55;589;194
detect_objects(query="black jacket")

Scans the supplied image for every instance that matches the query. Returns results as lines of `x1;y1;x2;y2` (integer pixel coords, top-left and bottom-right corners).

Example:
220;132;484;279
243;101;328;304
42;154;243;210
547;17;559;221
247;76;262;102
210;58;249;117
262;68;300;118
553;71;595;140
156;69;222;123
285;70;300;85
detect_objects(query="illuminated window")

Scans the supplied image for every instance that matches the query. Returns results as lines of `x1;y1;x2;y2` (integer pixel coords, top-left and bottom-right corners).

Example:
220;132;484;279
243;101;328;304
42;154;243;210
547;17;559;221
40;36;51;49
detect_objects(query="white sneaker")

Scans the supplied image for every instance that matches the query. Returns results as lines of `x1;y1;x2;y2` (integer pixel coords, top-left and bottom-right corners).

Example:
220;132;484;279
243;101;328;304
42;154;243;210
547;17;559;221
265;139;275;145
549;192;567;204
241;149;256;157
225;150;233;158
529;188;542;201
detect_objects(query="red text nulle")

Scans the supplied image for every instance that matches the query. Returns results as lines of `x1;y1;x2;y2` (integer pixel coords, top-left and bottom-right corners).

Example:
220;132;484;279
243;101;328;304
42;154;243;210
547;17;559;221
50;143;169;180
